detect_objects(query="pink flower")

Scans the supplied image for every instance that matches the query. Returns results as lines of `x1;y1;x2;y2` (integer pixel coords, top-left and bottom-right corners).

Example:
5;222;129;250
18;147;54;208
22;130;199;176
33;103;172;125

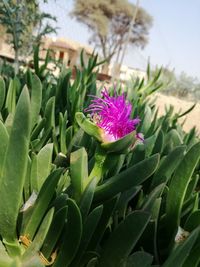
85;88;142;142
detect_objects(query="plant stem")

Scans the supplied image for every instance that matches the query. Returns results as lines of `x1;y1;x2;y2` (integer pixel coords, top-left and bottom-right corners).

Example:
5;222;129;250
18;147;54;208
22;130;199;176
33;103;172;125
86;145;107;186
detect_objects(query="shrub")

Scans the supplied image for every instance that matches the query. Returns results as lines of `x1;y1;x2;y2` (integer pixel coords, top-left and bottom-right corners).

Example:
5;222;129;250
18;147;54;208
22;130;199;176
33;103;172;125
0;52;199;267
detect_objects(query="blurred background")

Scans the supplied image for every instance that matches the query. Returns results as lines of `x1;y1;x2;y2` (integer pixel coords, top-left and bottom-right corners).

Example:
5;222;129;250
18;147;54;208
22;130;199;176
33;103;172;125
0;0;199;131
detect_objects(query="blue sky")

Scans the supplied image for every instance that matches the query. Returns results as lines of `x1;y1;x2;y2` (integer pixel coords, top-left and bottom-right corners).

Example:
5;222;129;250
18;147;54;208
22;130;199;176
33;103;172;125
40;0;200;78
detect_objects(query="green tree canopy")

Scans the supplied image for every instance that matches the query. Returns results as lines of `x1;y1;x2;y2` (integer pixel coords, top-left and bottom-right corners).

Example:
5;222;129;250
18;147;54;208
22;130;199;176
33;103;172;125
0;0;56;74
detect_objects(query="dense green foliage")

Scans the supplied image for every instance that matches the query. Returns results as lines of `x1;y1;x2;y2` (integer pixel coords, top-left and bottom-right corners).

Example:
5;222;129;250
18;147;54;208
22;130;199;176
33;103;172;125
0;50;199;267
0;0;56;74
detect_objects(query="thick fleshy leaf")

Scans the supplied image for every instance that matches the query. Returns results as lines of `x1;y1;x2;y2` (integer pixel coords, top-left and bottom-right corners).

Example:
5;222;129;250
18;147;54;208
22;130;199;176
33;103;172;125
79;177;97;222
0;87;31;243
22;169;63;239
44;97;55;131
5;79;17;114
70;147;88;201
0;76;5;111
59;111;68;154
88;195;119;250
125;251;153;267
53;199;82;267
41;206;68;259
117;186;141;218
150;146;185;190
184;210;200;231
165;142;200;238
36;143;53;190
94;154;159;202
0;121;8;179
142;183;165;213
98;211;151;267
162;227;200;267
29;74;42;129
71;205;103;267
75;112;102;142
22;208;54;261
101;130;136;153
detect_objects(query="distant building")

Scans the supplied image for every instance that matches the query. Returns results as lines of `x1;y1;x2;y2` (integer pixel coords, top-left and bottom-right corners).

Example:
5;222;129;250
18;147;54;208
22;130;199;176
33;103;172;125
0;35;15;62
0;34;146;82
0;35;94;67
109;63;146;82
40;37;94;68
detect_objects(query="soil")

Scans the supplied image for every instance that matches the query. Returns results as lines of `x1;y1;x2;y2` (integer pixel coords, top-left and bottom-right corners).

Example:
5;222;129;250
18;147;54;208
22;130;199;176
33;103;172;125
152;93;200;134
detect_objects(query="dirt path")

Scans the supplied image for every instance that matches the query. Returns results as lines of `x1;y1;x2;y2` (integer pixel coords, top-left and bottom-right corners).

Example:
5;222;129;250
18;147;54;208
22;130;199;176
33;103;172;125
152;93;200;134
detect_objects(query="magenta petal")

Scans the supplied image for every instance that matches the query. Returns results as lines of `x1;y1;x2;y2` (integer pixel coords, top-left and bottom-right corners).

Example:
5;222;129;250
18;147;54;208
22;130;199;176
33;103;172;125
85;89;142;141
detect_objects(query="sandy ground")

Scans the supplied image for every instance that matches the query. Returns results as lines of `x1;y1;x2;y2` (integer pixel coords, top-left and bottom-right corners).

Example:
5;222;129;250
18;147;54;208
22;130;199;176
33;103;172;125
152;93;200;134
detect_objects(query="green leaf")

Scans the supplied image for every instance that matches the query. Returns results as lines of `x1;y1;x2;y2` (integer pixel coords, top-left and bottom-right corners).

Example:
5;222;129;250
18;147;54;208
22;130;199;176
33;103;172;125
0;121;8;180
128;144;145;167
75;112;102;142
5;79;16;114
0;241;12;266
30;153;38;192
79;177;97;222
32;127;52;152
86;258;98;267
67;128;84;153
139;105;152;134
22;208;54;261
184;210;200;232
44;97;55;131
147;61;151;80
70;147;88;201
22;168;63;239
101;130;136;153
31;118;46;141
5;113;14;134
152;129;164;154
53;199;82;267
66;125;73;150
29;74;42;130
23;156;31;201
144;134;157;157
117;186;141;218
59;111;68;154
0;76;6;111
41;206;68;259
163;129;182;154
98;211;151;267
150;146;185;190
33;46;39;75
142;183;165;213
94;154;159;202
71;205;103;267
125;251;153;267
88;195;119;250
22;256;44;267
184;174;199;202
162;227;200;267
55;68;71;111
165;142;200;238
178;103;196;118
104;154;125;177
0;87;31;242
36;143;53;190
182;235;200;267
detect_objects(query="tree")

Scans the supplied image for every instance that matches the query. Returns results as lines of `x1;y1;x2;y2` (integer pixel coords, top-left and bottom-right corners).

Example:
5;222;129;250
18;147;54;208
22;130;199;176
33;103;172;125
71;0;153;66
0;0;56;74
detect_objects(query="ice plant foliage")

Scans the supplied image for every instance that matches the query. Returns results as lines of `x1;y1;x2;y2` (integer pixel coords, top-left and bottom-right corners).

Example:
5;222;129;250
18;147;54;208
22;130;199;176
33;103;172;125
85;88;141;142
